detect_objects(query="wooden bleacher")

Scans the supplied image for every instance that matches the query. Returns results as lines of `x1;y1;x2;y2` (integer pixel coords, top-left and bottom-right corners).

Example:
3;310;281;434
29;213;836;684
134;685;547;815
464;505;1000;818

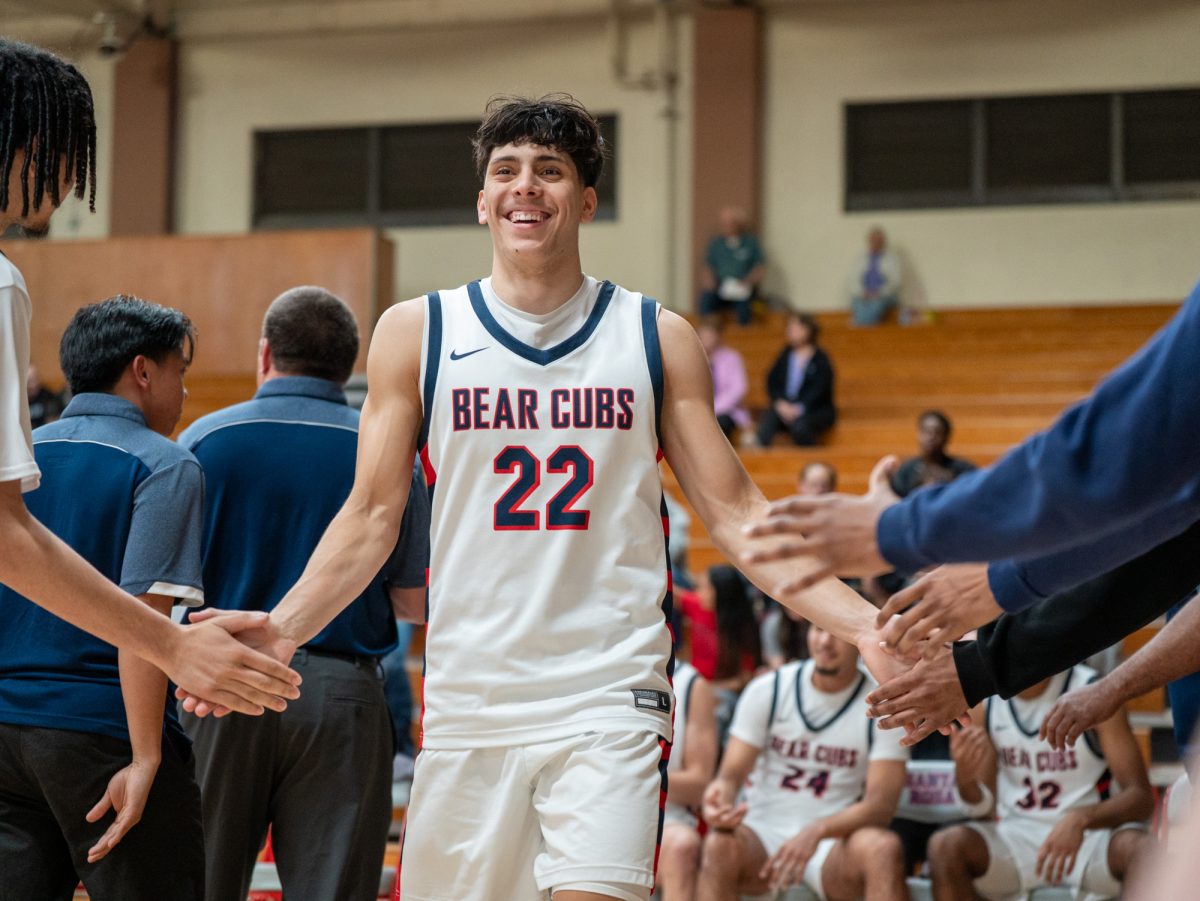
667;303;1179;573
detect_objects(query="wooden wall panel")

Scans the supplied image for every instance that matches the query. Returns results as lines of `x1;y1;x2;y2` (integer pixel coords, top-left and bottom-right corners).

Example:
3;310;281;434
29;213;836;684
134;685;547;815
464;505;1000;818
7;228;393;385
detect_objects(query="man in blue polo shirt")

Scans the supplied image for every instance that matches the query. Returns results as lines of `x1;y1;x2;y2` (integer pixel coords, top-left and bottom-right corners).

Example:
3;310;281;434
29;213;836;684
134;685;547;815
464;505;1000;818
179;286;429;901
0;296;206;900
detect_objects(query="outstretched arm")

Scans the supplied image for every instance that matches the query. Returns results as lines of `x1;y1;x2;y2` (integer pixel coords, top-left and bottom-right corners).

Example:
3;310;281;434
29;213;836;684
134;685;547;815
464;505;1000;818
739;283;1200;579
0;482;299;714
271;300;425;648
656;311;887;664
1041;595;1200;749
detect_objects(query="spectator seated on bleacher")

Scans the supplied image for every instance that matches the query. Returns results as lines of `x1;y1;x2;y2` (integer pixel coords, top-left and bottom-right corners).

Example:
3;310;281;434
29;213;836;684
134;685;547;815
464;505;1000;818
890;410;976;498
698;207;765;327
698;316;752;441
696;624;910;901
847;227;901;327
659;660;719;901
928;664;1153;901
754;312;836;448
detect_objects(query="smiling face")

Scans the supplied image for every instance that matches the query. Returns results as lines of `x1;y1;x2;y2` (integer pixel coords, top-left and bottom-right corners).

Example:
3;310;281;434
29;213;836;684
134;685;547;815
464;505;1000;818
477;142;597;269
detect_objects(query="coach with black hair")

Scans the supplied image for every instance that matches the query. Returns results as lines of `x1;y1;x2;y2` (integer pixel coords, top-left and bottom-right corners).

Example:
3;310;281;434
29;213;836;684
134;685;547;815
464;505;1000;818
0;296;206;899
178;286;429;901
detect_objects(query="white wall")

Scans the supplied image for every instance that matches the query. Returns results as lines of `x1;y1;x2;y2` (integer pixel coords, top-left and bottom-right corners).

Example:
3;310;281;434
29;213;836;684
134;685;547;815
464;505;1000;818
174;15;693;308
761;0;1200;309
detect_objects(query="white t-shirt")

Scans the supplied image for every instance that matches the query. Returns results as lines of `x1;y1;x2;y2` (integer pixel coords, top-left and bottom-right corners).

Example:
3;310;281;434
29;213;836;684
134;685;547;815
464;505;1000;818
479;275;599;349
0;254;39;492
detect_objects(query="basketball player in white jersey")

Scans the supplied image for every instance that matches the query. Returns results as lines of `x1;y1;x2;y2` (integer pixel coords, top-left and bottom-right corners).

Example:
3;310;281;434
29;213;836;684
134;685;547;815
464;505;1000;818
927;665;1153;900
659;660;718;900
697;623;910;901
185;95;900;901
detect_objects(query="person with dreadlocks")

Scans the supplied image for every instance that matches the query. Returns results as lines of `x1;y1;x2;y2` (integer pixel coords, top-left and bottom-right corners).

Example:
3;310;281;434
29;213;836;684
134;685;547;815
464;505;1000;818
0;39;300;719
183;94;901;901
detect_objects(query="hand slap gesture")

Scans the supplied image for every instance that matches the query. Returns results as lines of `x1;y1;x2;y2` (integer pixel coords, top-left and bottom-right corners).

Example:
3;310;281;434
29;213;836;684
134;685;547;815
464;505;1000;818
741;456;901;596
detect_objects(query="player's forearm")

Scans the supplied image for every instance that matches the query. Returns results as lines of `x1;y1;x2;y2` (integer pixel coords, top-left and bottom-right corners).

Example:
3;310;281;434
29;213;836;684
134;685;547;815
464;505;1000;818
272;493;405;646
1106;599;1200;706
0;495;182;668
710;495;876;647
669;766;711;808
1072;788;1154;830
809;798;893;840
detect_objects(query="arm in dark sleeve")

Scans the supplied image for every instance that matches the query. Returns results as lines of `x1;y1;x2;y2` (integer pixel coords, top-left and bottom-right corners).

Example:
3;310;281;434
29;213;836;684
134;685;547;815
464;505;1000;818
952;519;1200;706
765;349;788;401
877;282;1200;574
988;497;1200;612
797;349;835;414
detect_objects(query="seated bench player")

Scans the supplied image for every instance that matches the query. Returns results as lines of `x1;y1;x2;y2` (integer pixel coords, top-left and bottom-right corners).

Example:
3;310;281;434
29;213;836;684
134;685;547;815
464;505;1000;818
658;659;718;901
697;623;910;901
928;663;1153;901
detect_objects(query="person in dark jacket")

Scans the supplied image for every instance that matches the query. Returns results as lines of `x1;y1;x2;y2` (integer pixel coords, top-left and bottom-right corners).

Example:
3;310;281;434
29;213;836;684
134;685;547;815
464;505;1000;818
755;311;835;447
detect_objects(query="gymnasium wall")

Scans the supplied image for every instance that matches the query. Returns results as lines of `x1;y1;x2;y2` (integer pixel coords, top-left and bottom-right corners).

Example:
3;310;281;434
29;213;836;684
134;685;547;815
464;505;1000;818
170;16;695;310
30;0;1200;312
762;0;1200;310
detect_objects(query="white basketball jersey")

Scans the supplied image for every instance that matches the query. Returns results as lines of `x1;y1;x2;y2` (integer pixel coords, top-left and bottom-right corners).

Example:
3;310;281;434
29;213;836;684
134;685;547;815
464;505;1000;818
417;278;674;749
740;660;899;829
987;665;1111;824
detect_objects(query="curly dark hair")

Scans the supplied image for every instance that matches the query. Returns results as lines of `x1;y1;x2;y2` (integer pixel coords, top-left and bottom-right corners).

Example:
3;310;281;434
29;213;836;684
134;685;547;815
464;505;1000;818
0;39;96;218
472;94;608;188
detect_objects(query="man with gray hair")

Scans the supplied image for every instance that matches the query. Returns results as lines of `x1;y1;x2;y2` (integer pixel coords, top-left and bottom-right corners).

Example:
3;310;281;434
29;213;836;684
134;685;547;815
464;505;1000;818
178;286;430;901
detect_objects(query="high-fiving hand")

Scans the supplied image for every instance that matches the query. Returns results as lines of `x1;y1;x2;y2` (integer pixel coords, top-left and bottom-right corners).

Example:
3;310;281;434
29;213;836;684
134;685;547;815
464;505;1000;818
740;456;901;596
875;563;1002;659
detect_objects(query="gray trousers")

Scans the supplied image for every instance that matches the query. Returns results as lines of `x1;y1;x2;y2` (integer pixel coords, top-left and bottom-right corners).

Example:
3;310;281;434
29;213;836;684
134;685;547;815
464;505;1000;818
182;649;393;901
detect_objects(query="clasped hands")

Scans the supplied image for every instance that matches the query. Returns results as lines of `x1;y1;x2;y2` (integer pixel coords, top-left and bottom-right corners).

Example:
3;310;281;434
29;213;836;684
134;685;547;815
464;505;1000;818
740;456;1004;743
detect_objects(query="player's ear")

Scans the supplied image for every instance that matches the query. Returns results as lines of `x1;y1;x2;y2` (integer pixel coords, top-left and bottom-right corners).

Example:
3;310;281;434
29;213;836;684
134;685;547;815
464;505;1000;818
477;190;488;225
579;186;598;224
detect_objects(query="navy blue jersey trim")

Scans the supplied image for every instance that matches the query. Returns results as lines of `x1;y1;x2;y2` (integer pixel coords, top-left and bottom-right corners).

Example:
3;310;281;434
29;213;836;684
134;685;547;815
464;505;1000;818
466;279;615;366
796;663;868;733
767;670;781;728
1008;668;1072;738
418;292;443;450
641;296;664;443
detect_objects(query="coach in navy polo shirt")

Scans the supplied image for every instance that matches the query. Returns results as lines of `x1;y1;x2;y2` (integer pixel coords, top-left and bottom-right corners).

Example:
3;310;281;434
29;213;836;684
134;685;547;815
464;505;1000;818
179;286;429;901
0;296;205;900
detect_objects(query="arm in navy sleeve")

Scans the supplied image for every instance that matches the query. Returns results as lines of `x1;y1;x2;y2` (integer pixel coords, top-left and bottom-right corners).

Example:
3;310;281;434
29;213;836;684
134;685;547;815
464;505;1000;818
878;282;1200;574
952;518;1200;707
988;496;1199;612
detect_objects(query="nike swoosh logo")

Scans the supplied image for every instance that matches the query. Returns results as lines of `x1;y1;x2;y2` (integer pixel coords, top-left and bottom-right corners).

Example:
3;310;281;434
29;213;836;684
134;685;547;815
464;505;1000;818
449;347;488;361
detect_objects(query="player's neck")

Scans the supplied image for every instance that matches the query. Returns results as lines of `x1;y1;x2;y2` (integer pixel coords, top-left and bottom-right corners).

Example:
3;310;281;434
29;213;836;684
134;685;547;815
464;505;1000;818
490;253;586;316
1017;679;1052;700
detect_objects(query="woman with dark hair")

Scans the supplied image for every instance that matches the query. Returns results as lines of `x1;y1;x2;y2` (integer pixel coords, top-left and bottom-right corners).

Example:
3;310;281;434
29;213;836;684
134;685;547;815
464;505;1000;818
755;311;836;446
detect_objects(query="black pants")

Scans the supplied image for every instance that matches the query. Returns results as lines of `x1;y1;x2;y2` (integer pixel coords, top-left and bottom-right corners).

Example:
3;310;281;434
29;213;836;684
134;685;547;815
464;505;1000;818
756;405;836;446
0;722;204;901
182;649;393;901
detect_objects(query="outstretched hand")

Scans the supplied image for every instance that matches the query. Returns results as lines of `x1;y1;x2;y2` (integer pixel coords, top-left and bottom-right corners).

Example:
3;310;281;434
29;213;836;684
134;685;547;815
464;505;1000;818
85;759;158;863
175;609;299;719
740;456;900;596
864;644;972;746
164;613;301;718
1040;679;1120;750
876;564;1001;659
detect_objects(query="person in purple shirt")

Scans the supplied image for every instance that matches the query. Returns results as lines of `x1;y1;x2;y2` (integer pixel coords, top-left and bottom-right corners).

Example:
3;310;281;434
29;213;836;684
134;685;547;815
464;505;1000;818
697;316;751;440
